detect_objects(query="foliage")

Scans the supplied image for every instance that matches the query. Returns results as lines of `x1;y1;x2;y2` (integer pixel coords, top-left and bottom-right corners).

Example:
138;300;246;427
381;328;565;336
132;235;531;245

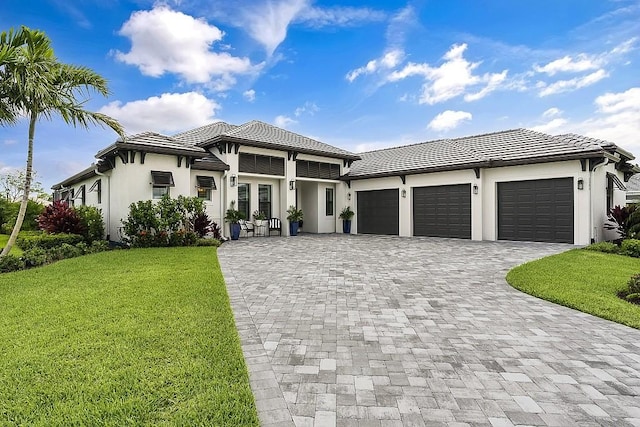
605;204;638;239
122;195;207;248
628;273;640;294
286;205;304;222
21;247;48;267
193;212;212;237
224;200;244;224
584;241;620;254
0;169;49;202
1;199;45;233
195;238;222;247
16;232;83;250
252;210;266;221
621;239;640;258
37;200;85;235
0;248;259;425
339;206;355;220
74;205;104;242
0;25;123;258
507;249;640;329
210;221;222;240
0;254;24;273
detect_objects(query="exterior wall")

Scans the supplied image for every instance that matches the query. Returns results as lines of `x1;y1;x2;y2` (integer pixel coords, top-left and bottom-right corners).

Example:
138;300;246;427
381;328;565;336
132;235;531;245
298;181;318;232
190;170;224;227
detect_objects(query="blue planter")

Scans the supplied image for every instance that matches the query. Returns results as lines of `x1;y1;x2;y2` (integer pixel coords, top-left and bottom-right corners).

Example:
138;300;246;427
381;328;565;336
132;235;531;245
230;223;241;240
289;221;299;236
342;220;352;234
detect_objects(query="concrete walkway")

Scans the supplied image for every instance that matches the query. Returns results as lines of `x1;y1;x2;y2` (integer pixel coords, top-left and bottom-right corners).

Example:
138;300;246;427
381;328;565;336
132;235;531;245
219;235;640;427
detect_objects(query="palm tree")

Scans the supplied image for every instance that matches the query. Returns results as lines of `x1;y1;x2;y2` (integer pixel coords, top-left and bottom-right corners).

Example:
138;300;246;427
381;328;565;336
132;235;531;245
0;26;124;257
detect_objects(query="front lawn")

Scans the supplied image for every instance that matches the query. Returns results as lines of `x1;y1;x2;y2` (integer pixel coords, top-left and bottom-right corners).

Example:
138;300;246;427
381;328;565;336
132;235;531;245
0;247;258;426
507;249;640;329
0;233;23;256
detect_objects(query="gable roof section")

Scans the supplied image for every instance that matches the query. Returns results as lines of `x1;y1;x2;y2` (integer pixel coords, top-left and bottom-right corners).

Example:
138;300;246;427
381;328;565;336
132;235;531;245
173;122;239;146
348;129;607;179
199;120;361;160
96;132;208;159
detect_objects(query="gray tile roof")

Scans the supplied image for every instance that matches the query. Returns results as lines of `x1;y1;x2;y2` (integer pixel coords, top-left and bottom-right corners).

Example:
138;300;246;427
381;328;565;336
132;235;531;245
348;129;606;179
202;120;360;160
555;133;617;151
192;156;230;171
173;122;239;146
96;132;207;158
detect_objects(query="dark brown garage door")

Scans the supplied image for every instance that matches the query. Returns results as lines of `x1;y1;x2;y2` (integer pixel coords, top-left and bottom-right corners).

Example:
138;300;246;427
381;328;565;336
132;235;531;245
357;189;399;235
498;178;574;243
413;184;471;239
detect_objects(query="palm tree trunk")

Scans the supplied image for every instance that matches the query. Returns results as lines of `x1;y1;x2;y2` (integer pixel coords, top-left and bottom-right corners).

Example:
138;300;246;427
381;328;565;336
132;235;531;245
0;112;35;257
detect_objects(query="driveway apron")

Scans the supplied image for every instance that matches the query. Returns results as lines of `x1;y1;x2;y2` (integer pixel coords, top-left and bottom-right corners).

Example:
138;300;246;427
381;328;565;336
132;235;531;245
218;235;640;427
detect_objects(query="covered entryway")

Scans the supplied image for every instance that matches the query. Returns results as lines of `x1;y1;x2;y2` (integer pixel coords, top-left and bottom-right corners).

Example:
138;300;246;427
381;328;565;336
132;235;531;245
356;189;399;235
497;177;574;243
413;184;471;238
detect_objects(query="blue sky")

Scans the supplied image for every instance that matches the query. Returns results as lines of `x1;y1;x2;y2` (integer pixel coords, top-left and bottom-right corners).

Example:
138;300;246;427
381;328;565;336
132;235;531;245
2;0;640;190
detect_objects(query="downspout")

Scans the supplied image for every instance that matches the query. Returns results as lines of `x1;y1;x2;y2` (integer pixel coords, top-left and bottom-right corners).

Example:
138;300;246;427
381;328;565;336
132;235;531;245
589;157;609;243
94;167;110;241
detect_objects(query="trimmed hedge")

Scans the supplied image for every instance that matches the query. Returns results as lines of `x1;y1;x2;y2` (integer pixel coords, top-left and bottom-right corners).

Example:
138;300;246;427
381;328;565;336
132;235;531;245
16;233;84;250
621;239;640;258
1;240;110;274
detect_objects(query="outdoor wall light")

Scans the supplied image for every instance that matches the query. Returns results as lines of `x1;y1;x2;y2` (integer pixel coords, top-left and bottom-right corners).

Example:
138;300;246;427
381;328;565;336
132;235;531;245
473;184;479;195
230;174;237;187
289;180;295;190
401;189;407;198
577;178;584;190
347;192;351;201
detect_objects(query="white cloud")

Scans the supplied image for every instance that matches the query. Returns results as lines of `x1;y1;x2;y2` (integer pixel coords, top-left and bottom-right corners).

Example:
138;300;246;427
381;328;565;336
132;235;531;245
542;107;562;118
274;115;297;128
99;92;221;135
538;69;608;96
531;118;569;134
115;5;256;88
294;102;319;117
534;54;602;75
3;139;17;145
243;89;256;102
346;49;404;82
427;110;472;132
594;87;640;114
296;6;386;28
387;44;508;104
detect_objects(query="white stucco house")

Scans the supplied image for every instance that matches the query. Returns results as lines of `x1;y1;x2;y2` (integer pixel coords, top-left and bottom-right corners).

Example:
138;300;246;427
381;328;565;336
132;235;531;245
52;120;639;245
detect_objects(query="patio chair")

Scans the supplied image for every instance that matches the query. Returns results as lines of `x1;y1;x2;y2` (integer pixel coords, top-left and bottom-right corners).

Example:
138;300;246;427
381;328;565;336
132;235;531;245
239;219;254;237
268;218;282;236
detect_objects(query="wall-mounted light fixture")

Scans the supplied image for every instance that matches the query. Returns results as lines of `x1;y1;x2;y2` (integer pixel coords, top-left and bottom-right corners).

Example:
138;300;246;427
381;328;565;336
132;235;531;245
289;180;295;190
347;192;351;201
401;189;407;198
473;184;479;195
577;178;584;190
230;174;237;187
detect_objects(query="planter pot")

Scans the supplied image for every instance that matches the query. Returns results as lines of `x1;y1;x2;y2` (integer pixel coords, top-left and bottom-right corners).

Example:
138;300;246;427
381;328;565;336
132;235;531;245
342;219;352;234
230;223;241;240
254;220;265;227
289;221;299;236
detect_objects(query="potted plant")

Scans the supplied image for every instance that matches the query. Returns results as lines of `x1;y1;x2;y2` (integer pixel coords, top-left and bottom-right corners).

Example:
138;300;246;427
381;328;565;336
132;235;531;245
286;205;303;236
253;210;267;227
339;206;355;234
224;201;244;240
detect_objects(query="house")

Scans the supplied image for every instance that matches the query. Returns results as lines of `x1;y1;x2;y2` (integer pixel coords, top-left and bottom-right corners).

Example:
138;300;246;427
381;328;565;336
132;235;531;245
52;121;639;245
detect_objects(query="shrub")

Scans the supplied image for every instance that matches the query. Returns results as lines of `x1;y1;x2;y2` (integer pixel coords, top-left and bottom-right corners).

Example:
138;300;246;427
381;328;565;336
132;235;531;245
38;201;85;235
621;239;640;258
193;212;212;238
86;240;109;254
59;243;83;259
22;248;49;267
210;221;222;240
0;254;24;273
17;233;84;250
585;241;620;254
1;199;45;233
122;200;158;245
628;273;640;294
626;293;640;303
74;205;105;242
196;238;221;247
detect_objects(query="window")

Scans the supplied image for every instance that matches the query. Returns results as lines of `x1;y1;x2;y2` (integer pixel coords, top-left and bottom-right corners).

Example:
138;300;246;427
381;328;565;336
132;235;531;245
238;183;250;221
606;172;626;211
239;153;285;176
196;175;216;201
259;184;272;218
325;188;334;216
73;185;86;206
151;171;174;199
296;160;340;179
89;179;101;204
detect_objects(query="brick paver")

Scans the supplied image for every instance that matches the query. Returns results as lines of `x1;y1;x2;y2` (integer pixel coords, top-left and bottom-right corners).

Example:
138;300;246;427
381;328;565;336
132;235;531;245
219;235;640;426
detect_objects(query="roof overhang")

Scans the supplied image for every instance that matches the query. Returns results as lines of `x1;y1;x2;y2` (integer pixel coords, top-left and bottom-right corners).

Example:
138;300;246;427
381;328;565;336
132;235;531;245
96;141;207;159
51;165;98;190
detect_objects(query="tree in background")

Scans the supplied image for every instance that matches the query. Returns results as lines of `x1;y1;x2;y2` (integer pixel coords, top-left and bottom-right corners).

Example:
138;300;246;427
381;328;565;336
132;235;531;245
0;26;124;257
0;169;49;202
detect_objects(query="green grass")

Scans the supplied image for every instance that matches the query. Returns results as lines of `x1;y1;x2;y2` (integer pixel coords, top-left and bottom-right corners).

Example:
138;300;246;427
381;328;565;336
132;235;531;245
507;249;640;329
0;247;259;426
0;234;23;256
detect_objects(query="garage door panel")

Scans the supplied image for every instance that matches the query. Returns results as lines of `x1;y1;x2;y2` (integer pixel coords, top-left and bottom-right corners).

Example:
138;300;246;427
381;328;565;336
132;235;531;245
498;178;573;244
357;189;399;235
413;184;471;239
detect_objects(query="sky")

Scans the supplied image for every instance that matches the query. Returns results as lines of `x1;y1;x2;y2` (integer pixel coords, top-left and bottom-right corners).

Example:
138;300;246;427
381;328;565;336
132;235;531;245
1;0;639;190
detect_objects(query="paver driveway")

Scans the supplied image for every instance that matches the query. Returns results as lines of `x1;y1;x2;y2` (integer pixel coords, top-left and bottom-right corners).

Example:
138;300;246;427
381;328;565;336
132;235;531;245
219;235;640;427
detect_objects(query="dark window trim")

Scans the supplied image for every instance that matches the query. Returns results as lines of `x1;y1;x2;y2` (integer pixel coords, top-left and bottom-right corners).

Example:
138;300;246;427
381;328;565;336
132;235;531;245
196;175;216;190
89;179;102;204
151;170;175;187
258;184;272;219
325;187;334;216
239;153;285;176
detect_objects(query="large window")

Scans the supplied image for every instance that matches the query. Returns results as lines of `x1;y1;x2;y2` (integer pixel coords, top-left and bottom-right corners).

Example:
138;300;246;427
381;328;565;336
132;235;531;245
259;184;272;218
325;188;334;216
153;186;169;199
196;176;216;201
238;183;250;221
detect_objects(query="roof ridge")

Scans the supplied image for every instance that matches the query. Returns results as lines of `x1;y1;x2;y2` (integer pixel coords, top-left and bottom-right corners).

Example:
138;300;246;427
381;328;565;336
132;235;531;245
173;121;235;137
228;120;328;145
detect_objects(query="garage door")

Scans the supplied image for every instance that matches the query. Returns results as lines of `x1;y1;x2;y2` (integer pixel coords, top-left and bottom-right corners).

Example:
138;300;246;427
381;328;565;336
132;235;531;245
413;184;471;239
498;178;574;243
357;189;399;235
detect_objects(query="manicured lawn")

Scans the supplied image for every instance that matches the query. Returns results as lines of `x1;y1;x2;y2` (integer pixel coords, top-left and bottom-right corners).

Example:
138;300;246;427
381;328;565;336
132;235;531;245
507;249;640;329
0;247;258;426
0;233;23;256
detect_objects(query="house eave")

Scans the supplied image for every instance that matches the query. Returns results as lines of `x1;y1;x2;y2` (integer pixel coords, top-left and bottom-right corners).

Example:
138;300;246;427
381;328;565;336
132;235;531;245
96;142;207;159
52;165;98;190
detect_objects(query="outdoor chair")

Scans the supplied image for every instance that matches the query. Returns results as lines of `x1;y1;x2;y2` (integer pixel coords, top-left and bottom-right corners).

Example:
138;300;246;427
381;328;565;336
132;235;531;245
268;218;282;236
239;219;254;237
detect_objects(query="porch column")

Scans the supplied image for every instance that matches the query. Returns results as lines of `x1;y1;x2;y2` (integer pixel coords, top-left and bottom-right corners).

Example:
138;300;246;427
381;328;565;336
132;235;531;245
282;156;297;236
